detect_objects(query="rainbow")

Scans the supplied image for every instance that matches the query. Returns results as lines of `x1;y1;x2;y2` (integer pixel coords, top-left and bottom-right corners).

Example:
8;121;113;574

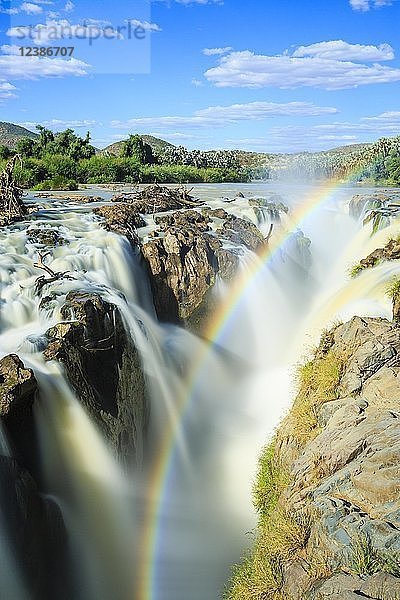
136;170;381;600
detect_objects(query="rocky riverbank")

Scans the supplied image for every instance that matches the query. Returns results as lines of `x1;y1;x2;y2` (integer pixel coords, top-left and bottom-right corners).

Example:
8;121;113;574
227;311;400;599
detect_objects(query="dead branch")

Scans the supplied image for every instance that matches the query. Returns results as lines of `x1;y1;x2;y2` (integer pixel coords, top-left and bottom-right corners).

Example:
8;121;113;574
33;251;77;293
0;155;25;222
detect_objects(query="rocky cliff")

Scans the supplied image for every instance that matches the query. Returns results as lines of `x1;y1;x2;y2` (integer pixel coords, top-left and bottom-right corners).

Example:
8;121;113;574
228;314;400;600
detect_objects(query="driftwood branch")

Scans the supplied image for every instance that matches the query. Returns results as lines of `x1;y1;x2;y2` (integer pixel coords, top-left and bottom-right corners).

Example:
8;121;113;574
33;251;77;293
0;155;25;221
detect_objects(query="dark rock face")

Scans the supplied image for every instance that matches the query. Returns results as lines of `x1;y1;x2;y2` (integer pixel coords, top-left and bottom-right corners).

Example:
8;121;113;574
141;208;261;323
142;226;217;322
0;355;70;600
0;456;70;600
219;213;265;252
44;291;148;462
93;204;146;244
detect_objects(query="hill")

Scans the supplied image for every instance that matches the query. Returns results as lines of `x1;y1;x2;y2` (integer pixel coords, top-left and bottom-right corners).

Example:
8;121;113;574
0;122;38;149
101;135;174;156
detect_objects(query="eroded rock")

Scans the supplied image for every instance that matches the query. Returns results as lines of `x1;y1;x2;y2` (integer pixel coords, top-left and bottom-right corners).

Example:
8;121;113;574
44;291;148;462
93;204;146;243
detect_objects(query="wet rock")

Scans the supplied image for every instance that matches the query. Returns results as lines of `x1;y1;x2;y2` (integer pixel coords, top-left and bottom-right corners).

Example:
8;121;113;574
93;203;146;243
44;291;148;462
142;226;217;322
155;209;210;232
27;227;67;247
142;207;265;322
218;213;265;251
359;237;400;270
0;355;71;599
0;455;70;600
0;354;36;421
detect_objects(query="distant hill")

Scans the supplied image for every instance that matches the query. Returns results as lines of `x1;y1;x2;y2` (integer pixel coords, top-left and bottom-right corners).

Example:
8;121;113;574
0;122;38;149
323;142;373;155
101;135;174;156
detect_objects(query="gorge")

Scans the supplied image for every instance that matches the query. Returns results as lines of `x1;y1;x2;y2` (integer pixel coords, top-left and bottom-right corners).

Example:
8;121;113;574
0;180;399;600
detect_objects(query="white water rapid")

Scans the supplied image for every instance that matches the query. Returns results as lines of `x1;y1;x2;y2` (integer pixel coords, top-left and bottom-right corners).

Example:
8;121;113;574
0;183;399;600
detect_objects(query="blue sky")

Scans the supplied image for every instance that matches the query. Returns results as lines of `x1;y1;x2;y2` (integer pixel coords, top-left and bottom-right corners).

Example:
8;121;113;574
0;0;400;152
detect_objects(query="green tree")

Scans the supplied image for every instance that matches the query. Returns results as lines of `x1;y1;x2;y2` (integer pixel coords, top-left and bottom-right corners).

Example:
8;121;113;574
0;145;11;160
15;137;36;157
121;134;154;164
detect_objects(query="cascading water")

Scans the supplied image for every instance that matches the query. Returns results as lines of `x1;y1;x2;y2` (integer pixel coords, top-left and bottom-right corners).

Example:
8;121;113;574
0;183;399;600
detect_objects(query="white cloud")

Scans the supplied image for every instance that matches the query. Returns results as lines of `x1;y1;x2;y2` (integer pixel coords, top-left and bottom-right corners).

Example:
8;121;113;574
191;78;204;86
350;0;370;10
19;119;97;129
0;6;19;14
362;110;400;120
204;45;400;90
350;0;392;10
64;0;74;11
110;101;338;130
203;47;232;56
128;19;162;32
0;80;17;100
21;2;43;14
0;52;90;79
292;40;394;62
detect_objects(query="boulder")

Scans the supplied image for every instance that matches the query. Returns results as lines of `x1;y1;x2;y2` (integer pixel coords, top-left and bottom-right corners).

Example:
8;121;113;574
142;207;266;323
0;354;36;426
93;204;146;244
142;226;217;322
44;291;148;462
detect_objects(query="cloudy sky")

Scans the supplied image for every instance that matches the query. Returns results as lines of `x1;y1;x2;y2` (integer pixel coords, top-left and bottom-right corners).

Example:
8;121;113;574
0;0;400;152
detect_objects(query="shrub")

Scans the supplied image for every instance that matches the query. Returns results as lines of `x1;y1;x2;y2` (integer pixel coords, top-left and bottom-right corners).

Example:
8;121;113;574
33;177;78;191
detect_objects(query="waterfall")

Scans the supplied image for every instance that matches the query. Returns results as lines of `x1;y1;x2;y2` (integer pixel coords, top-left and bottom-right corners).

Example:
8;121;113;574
0;184;399;600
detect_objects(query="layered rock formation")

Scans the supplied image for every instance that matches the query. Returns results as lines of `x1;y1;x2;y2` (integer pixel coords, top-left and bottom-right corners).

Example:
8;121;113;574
229;315;400;599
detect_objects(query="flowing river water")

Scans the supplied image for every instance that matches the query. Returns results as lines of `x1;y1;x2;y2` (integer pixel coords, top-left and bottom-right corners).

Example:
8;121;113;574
0;182;399;600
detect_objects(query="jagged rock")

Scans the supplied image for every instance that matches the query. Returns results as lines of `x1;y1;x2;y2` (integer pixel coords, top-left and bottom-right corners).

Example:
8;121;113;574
0;356;70;599
142;226;217;322
312;572;400;599
218;213;266;251
273;316;400;598
0;456;70;600
142;208;265;322
44;291;148;462
155;209;210;232
359;238;400;270
0;354;36;421
27;227;67;247
93;204;146;244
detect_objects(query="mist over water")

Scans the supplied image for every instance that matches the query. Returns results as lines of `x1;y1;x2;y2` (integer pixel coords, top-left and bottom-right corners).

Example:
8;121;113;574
0;182;398;599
